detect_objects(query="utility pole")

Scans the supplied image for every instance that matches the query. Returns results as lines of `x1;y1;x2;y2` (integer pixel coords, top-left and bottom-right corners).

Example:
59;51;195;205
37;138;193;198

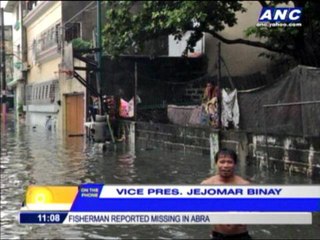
217;42;222;130
0;8;6;119
134;61;137;121
96;1;102;114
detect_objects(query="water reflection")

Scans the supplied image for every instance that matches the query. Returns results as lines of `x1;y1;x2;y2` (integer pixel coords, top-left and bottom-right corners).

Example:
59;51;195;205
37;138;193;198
1;118;319;239
114;153;137;183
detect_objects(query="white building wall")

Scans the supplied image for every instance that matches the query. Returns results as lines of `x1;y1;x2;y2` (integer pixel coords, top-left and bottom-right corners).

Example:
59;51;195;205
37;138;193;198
167;2;275;78
168;31;205;57
26;2;61;83
24;1;62;129
206;1;271;77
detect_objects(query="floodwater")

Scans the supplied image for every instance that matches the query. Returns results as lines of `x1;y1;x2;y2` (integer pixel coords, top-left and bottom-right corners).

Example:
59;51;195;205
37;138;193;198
1;118;319;239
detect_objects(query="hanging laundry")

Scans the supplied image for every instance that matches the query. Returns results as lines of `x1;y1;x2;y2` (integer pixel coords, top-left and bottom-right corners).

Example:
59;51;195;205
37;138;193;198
221;89;240;129
128;98;134;117
205;97;219;128
119;98;134;118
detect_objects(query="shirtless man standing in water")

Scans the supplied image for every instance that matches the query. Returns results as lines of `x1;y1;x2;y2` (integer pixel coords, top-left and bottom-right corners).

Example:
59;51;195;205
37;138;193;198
201;148;252;240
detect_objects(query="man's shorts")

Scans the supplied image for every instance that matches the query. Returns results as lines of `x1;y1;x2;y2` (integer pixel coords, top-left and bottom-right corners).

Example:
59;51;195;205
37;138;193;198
211;231;252;239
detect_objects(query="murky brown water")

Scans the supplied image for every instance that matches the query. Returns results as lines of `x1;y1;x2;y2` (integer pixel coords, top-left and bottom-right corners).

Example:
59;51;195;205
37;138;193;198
1;118;319;239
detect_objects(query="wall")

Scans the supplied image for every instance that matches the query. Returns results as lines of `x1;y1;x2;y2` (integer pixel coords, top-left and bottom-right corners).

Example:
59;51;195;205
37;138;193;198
62;1;96;41
58;58;86;135
27;58;60;84
250;135;320;177
205;1;271;78
22;2;62;128
121;120;218;156
184;83;205;103
164;2;274;80
57;1;98;135
120;120;320;178
26;1;61;80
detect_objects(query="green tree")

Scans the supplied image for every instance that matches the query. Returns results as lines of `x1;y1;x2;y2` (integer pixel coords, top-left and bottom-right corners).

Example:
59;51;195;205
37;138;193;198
102;1;320;67
71;38;92;50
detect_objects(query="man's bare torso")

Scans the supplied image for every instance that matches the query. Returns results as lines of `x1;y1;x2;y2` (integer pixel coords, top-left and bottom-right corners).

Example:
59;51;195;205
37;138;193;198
201;175;250;234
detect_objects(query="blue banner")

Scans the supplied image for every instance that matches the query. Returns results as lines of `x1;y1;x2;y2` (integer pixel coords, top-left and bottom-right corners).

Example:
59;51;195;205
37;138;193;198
70;198;320;212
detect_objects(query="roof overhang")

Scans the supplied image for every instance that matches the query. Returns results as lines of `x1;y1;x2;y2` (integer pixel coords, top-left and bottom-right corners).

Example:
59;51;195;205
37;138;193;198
4;1;16;13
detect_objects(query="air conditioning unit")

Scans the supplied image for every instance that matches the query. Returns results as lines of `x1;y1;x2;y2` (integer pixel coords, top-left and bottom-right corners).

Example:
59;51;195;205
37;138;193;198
21;62;31;72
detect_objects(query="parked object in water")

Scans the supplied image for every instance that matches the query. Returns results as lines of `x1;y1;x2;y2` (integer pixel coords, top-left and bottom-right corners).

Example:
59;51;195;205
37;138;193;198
85;114;115;143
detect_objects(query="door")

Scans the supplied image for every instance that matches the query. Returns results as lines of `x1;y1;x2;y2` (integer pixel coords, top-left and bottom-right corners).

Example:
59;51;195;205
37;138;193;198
66;94;84;136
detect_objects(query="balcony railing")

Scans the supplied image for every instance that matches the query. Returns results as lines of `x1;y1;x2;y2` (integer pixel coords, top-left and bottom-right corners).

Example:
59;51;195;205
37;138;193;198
39;23;61;52
31;22;62;64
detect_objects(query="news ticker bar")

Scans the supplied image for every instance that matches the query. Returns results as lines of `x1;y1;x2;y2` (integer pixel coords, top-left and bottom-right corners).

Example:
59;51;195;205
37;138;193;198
19;212;312;225
98;185;320;198
22;185;320;212
69;198;320;211
23;199;320;212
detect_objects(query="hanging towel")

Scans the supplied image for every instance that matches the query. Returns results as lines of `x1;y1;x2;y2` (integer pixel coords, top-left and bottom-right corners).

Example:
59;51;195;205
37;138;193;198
221;89;240;128
120;98;134;118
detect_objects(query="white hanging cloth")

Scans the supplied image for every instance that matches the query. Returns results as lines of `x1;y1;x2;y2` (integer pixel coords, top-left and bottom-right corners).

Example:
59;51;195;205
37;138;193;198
221;89;240;128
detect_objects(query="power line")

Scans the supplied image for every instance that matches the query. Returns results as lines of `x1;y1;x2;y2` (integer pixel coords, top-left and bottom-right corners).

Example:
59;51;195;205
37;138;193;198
63;1;96;27
21;2;100;51
21;2;100;62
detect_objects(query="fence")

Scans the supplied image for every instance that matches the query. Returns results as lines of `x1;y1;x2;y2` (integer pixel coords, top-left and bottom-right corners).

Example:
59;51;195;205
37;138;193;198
262;100;320;164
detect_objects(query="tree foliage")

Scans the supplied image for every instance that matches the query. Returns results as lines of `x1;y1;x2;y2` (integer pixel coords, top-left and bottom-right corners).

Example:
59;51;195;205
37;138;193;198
102;1;320;66
71;38;92;50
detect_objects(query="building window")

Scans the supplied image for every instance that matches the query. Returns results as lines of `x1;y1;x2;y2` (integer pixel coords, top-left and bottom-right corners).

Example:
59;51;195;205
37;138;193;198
32;87;35;100
42;86;45;99
26;81;58;105
38;87;41;100
49;83;56;103
37;87;40;100
37;22;61;53
26;85;32;103
45;85;49;99
56;23;61;51
65;22;81;42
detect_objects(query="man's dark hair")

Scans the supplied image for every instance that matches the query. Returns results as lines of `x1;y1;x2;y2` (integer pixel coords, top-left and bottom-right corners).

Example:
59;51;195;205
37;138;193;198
214;148;237;164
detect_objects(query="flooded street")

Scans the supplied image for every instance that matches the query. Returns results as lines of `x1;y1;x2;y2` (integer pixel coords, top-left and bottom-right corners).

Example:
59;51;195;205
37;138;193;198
1;118;320;239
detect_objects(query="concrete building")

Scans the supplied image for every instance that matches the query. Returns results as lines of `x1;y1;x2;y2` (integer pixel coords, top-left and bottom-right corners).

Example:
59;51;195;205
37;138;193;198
59;1;97;137
168;1;284;93
19;1;96;136
205;1;272;78
4;1;26;119
22;1;62;130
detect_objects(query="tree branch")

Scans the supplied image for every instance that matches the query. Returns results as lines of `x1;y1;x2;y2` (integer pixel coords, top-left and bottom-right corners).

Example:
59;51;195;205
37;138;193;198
207;30;291;55
258;0;268;7
292;0;305;8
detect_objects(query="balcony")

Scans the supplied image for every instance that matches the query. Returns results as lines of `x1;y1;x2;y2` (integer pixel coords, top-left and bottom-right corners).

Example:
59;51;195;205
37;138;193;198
23;1;57;27
32;22;62;64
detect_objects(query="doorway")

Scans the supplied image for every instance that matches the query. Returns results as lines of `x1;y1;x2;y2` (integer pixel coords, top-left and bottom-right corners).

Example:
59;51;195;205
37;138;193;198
65;94;84;136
